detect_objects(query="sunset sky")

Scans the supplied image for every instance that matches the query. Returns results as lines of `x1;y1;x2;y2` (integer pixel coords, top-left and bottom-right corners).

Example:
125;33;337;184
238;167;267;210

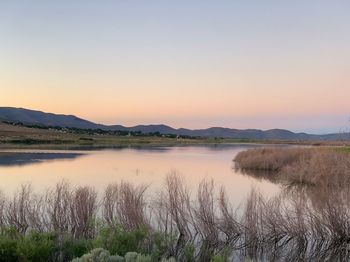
1;1;349;133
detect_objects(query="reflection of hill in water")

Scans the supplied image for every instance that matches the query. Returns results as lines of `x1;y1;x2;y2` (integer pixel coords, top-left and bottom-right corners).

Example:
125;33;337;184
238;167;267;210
0;152;84;167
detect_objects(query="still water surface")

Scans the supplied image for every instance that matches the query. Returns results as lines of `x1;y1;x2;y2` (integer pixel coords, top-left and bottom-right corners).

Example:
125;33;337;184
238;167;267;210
0;145;280;206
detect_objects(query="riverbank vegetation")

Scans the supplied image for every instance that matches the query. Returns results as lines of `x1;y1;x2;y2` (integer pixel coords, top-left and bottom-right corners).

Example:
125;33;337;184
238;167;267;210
0;121;257;149
2;121;350;150
0;174;349;261
234;147;350;187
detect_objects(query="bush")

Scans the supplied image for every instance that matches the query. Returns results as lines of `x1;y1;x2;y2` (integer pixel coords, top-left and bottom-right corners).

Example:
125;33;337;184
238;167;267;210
183;244;195;262
16;231;55;262
72;248;124;262
161;258;176;262
72;249;155;262
124;252;151;262
93;226;148;256
0;236;17;262
0;230;55;262
60;235;93;261
149;232;176;261
211;255;225;262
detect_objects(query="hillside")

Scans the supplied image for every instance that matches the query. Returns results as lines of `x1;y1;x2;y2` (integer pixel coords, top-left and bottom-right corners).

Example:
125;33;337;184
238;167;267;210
0;107;348;141
0;107;103;130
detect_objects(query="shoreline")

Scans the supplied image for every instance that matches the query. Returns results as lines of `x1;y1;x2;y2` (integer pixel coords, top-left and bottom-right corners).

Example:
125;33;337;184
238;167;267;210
0;139;346;150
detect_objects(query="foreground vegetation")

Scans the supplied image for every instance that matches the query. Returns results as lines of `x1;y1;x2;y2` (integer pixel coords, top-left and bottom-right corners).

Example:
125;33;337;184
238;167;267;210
0;173;349;261
234;147;350;187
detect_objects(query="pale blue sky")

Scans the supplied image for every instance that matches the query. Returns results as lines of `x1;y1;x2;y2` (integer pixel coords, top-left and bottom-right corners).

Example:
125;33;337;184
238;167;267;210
1;0;350;133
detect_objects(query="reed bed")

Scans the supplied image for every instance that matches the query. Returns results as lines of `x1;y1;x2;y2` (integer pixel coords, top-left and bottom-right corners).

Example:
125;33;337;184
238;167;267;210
0;174;349;261
234;147;350;187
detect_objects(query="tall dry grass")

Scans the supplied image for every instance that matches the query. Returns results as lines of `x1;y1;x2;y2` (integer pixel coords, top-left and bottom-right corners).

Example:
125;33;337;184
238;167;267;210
70;186;98;239
0;174;348;260
45;181;72;233
234;147;350;187
234;147;310;172
102;182;149;230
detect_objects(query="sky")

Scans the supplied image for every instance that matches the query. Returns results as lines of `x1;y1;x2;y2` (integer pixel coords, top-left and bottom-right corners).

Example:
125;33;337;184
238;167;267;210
1;0;349;134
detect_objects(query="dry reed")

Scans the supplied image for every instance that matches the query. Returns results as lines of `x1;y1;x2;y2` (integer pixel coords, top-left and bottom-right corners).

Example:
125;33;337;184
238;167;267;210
234;147;350;187
0;173;348;260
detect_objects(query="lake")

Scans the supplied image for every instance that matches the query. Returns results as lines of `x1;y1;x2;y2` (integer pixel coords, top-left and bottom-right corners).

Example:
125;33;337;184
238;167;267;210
1;145;349;260
0;144;280;206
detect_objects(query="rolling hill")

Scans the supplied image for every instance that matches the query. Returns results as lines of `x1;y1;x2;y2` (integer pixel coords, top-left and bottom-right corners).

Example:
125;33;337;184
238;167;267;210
0;107;347;141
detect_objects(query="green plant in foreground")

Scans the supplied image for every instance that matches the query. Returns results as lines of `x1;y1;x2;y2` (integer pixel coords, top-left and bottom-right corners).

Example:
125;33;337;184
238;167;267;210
72;249;163;262
183;244;195;262
124;251;151;262
0;230;56;262
211;255;225;262
16;231;55;262
60;234;93;260
148;231;176;261
0;235;18;262
93;226;149;256
71;248;124;262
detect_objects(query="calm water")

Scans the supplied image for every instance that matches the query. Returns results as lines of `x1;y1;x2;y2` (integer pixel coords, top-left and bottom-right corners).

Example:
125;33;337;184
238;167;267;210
0;145;280;206
2;145;349;260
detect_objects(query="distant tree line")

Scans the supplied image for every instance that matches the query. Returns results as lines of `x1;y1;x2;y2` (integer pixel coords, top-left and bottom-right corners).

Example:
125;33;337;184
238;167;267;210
2;121;198;139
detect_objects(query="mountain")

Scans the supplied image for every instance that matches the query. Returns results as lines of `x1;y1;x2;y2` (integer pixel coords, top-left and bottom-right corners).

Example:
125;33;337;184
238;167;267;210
0;107;103;130
0;107;347;141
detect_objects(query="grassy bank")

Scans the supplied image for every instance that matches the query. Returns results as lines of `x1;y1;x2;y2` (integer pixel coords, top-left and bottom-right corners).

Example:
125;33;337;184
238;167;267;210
234;147;350;187
2;121;350;149
0;121;258;149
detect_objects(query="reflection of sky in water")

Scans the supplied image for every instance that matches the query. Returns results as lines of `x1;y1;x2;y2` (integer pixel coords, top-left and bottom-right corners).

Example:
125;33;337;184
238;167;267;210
0;152;84;166
0;145;281;207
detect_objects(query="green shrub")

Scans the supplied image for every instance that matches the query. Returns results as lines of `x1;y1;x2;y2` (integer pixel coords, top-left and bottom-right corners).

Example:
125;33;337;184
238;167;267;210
72;248;124;262
135;254;152;262
93;226;148;256
61;235;93;261
183;244;195;262
160;258;176;262
124;252;138;262
0;236;18;262
149;232;176;261
211;255;225;262
124;252;151;262
16;231;55;262
0;227;173;262
72;249;155;262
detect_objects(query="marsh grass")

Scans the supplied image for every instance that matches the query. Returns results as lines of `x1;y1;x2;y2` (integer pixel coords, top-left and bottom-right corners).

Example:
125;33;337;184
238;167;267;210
234;147;309;172
0;174;349;261
234;147;350;187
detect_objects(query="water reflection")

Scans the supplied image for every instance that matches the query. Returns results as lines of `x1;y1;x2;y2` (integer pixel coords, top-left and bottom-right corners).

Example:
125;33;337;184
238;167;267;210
0;152;84;167
0;146;348;260
235;185;350;261
0;146;280;201
236;165;350;261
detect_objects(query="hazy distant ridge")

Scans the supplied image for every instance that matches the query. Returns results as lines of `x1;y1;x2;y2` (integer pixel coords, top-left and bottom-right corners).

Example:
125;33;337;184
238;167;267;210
0;107;346;141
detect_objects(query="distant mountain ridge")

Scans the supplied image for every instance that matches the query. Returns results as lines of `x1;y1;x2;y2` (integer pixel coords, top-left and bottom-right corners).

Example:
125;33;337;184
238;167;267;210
0;107;347;141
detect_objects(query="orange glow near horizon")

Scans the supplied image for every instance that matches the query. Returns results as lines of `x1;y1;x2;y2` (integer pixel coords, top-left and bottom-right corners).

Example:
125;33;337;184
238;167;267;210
1;1;349;133
2;65;349;130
